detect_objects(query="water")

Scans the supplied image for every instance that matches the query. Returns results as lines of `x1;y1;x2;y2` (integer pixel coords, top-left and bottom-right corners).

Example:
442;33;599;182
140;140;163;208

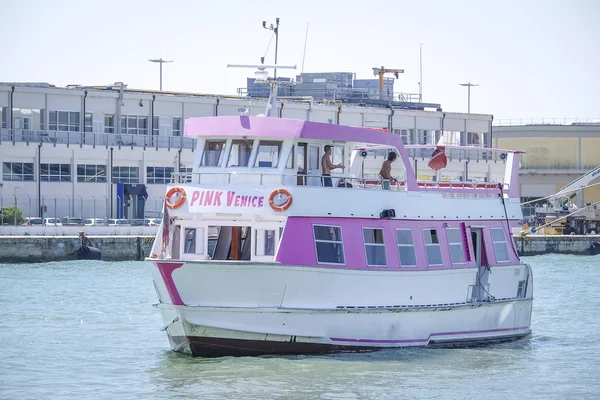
1;255;599;400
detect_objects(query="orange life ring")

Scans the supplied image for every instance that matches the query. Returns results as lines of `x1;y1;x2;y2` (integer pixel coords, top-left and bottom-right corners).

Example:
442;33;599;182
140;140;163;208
166;187;187;209
268;188;293;212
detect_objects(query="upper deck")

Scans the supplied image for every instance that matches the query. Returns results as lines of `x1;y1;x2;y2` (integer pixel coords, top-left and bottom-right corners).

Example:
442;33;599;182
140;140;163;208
180;116;521;199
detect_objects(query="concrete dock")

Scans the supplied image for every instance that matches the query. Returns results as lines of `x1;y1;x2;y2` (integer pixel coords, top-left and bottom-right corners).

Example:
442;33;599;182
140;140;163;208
0;234;598;263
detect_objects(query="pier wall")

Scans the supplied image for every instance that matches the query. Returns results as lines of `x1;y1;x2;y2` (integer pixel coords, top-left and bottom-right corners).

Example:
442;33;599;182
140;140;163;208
0;235;597;263
0;236;154;263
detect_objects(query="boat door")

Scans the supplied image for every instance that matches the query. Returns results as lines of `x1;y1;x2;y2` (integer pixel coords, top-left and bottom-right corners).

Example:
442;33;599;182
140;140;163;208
296;143;307;185
471;227;490;301
306;144;321;186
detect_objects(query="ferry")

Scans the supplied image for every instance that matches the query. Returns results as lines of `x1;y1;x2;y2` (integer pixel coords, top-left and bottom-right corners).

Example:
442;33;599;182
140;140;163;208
147;109;533;357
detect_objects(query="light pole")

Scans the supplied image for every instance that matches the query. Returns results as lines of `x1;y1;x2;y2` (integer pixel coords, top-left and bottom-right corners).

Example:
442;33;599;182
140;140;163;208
459;82;479;113
148;58;173;91
13;186;21;226
262;18;280;79
419;44;423;103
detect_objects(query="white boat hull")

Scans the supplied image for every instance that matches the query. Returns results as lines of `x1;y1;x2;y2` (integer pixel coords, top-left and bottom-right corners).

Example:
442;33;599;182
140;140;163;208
156;300;532;357
151;260;532;357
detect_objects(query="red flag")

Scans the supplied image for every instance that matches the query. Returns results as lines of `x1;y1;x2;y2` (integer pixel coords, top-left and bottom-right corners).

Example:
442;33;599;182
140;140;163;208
428;146;447;171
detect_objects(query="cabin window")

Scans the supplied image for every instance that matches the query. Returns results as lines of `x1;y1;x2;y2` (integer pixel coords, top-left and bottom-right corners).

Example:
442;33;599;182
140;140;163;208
184;228;196;253
491;228;510;262
200;140;226;167
332;145;345;167
255;229;276;256
227;139;254;167
363;228;387;266
286;145;294;169
396;229;417;266
313;225;345;265
422;229;442;266
255;140;282;168
446;228;465;264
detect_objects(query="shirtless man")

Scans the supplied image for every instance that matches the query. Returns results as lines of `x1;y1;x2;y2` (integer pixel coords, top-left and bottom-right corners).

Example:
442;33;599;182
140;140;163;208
379;151;397;190
321;145;344;187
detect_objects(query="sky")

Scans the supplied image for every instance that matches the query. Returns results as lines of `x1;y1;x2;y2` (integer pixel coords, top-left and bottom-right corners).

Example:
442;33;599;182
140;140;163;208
1;0;598;120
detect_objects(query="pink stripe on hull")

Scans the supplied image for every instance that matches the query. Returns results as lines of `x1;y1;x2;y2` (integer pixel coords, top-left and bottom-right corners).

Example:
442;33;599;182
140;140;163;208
156;262;185;306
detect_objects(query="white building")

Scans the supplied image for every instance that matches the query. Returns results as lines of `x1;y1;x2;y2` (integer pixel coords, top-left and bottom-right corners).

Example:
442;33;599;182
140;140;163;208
0;82;493;221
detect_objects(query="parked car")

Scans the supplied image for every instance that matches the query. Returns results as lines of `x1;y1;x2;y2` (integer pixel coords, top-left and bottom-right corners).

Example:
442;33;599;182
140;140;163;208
84;218;106;226
23;217;44;226
106;219;131;227
144;218;161;227
62;217;83;226
43;218;62;226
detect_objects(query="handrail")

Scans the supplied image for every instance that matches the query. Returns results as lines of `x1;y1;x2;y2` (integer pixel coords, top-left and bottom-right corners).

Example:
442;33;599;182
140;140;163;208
0;128;196;150
169;171;507;192
493;118;600;126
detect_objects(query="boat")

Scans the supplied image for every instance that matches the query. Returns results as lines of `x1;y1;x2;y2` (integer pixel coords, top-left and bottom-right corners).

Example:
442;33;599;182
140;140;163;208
147;78;533;358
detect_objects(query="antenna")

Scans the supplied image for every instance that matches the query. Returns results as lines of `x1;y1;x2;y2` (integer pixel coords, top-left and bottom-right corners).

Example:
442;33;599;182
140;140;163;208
301;23;309;79
418;44;423;103
228;63;297;117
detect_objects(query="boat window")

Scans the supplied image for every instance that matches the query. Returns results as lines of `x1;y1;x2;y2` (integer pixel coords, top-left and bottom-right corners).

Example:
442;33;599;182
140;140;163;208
313;225;345;265
254;140;282;168
286;145;294;169
422;229;443;266
255;229;276;256
227;139;254;167
396;229;417;266
332;145;345;168
446;228;465;264
363;228;387;267
490;228;510;262
184;228;196;253
200;140;226;167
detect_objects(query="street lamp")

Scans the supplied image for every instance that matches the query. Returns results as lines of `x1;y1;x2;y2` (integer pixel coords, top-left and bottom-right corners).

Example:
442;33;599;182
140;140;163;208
459;82;479;113
13;186;21;226
148;58;173;91
262;18;280;79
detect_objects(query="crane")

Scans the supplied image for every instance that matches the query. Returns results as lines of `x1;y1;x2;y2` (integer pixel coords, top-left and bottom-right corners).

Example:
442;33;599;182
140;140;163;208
372;66;405;100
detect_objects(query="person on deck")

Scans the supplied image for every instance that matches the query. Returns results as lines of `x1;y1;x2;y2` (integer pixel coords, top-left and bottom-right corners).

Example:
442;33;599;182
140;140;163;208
379;151;398;190
321;145;344;187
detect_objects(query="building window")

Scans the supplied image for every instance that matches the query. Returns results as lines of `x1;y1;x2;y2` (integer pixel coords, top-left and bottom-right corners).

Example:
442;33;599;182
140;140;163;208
12;108;43;130
227;139;254;167
104;114;115;133
112;166;140;184
173;117;182;136
84;113;93;133
152;116;159;136
255;140;282;167
396;229;417;266
77;164;107;182
393;129;410;145
446;228;465;264
255;229;276;256
3;162;34;181
0;107;7;128
491;228;510;262
201;140;226;167
121;114;148;135
423;229;442;266
363;228;387;266
313;225;345;265
49;111;80;132
40;163;71;182
184;228;196;253
147;166;174;184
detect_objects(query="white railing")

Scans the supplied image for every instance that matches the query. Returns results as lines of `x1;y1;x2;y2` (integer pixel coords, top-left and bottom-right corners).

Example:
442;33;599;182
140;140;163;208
493;118;600;126
0;129;196;150
169;172;507;192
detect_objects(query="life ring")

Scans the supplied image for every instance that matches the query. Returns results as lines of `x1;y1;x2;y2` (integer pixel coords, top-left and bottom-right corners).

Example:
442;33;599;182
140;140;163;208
166;187;187;209
268;188;293;212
